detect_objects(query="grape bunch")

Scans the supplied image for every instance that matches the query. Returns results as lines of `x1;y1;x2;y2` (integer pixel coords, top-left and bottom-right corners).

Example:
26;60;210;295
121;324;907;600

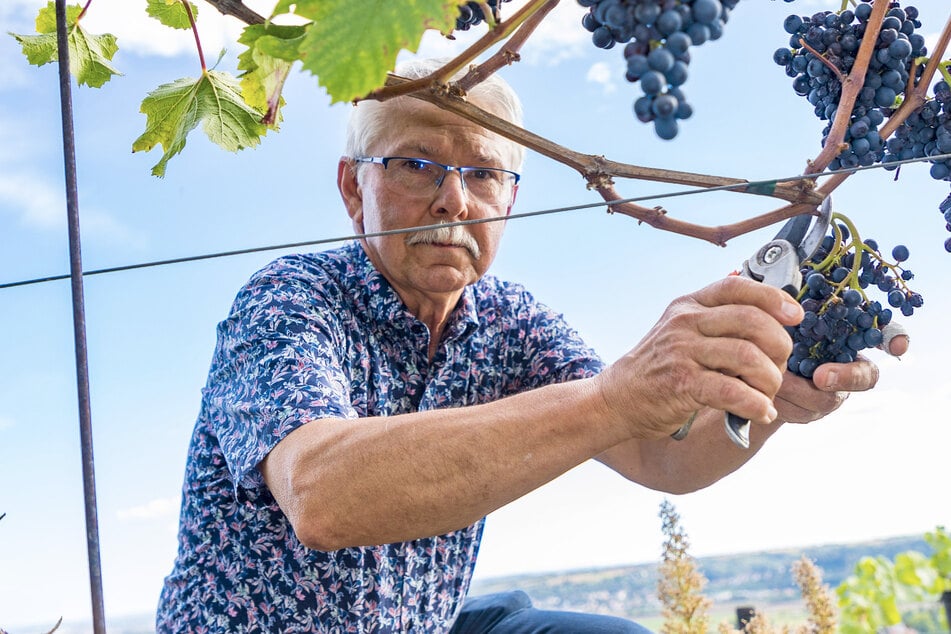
773;2;927;171
882;78;951;252
455;0;513;31
786;216;922;379
577;0;739;140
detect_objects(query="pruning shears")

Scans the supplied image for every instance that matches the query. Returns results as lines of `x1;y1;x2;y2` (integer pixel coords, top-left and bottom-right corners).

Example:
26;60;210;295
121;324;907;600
671;196;834;449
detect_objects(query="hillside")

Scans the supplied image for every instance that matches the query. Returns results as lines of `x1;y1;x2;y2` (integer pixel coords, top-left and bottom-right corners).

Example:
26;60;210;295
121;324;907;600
468;534;933;626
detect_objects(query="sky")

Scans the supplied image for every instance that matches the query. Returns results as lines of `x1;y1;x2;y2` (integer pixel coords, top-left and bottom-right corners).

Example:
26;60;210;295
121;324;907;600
1;0;950;629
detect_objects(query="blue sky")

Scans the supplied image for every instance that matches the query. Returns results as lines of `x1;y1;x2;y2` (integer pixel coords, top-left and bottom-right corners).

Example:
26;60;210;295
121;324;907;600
1;0;950;629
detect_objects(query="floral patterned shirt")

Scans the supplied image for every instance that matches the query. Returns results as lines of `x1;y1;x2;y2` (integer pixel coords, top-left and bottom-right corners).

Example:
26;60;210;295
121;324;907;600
156;241;603;633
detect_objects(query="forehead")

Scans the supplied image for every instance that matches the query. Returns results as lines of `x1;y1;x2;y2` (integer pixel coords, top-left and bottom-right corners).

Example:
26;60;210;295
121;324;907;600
371;98;513;165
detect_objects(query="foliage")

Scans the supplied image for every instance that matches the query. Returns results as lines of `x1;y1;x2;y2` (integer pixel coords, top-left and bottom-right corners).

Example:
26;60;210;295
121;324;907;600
131;70;269;177
9;1;120;88
656;501;951;634
836;526;951;633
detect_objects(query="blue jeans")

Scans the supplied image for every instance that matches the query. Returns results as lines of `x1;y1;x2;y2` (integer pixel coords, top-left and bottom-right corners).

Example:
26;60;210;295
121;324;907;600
448;591;654;633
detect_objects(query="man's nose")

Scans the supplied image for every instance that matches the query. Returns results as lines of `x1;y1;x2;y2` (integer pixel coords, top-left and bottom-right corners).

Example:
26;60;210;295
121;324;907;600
431;169;469;217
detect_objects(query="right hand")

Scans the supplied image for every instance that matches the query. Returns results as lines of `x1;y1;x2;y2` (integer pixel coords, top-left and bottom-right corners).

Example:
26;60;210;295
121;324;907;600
595;275;804;440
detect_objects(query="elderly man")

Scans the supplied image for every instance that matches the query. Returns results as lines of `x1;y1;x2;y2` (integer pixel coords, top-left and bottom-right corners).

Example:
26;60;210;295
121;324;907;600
156;59;895;632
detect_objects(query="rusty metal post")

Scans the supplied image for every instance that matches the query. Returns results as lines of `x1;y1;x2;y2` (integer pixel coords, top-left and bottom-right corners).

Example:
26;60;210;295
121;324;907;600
54;1;107;631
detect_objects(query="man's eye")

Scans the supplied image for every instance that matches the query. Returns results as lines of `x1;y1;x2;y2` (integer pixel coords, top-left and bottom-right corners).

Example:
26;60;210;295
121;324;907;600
400;159;429;171
468;169;495;181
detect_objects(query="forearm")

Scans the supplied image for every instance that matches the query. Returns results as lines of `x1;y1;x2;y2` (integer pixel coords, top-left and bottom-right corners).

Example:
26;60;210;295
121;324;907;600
261;376;628;551
598;408;786;494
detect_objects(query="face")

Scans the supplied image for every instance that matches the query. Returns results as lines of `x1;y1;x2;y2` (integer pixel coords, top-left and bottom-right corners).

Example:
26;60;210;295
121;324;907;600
338;98;519;311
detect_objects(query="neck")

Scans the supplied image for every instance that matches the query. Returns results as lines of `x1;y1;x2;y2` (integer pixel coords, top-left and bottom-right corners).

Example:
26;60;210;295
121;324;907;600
402;291;461;361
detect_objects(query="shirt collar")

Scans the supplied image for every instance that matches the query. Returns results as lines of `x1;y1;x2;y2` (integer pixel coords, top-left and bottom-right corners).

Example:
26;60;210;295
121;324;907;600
347;241;480;344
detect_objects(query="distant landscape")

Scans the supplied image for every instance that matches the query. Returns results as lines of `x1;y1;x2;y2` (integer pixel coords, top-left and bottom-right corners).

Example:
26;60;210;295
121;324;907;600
468;533;935;630
7;534;938;633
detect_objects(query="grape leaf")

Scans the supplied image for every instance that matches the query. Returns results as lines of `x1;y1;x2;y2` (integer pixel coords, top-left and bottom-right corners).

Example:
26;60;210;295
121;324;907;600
132;70;267;177
291;0;463;103
8;1;120;88
237;24;306;128
145;0;199;30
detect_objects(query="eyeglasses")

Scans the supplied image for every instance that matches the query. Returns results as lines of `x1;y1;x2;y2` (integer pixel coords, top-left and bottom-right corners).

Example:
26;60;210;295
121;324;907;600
353;156;520;203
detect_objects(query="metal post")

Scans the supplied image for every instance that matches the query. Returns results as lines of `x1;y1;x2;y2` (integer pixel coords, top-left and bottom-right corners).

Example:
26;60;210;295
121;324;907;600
736;605;755;630
941;590;951;633
54;1;107;632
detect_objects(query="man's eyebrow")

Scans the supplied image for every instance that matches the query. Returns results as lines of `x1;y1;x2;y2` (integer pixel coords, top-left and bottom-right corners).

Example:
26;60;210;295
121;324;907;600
390;142;502;166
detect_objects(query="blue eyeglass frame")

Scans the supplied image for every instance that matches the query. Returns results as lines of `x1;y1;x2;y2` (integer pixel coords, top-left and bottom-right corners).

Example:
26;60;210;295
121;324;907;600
353;156;521;191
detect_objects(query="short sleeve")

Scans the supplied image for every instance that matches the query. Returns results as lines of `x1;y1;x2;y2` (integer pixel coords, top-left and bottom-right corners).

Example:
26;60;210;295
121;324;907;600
201;261;358;491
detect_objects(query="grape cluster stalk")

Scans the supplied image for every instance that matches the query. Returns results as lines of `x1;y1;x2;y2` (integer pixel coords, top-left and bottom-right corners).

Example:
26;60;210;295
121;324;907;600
456;0;514;31
787;214;922;378
773;1;951;252
577;0;739;139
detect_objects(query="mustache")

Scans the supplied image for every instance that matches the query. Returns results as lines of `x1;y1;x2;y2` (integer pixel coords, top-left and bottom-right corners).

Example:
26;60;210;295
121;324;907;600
405;223;481;259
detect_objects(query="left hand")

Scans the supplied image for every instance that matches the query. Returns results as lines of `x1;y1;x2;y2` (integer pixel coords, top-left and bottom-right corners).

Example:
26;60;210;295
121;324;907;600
774;330;908;423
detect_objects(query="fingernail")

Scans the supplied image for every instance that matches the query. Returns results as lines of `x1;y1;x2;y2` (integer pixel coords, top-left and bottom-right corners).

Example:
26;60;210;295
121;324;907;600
782;300;802;320
767;405;778;422
825;370;838;390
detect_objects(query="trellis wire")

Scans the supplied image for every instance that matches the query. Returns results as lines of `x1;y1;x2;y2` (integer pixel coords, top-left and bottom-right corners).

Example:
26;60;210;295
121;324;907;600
2;151;949;291
54;0;107;632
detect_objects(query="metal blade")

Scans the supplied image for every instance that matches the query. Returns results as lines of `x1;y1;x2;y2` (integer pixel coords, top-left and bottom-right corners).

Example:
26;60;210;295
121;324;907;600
772;195;834;264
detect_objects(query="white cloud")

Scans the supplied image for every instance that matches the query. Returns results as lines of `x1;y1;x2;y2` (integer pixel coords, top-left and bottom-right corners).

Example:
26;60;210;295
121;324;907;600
116;496;179;521
586;61;617;94
0;415;14;431
517;0;590;66
0;114;145;248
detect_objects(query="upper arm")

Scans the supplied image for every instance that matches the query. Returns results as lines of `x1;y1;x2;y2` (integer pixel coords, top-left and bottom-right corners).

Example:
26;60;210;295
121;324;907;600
206;261;358;494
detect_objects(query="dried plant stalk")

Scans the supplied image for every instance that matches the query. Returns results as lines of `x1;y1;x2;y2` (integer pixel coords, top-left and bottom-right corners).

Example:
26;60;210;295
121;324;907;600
792;556;838;634
658;499;712;634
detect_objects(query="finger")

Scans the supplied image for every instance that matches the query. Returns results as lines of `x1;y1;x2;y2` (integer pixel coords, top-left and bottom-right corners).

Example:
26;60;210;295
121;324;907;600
694;304;795;367
878;321;910;357
774;371;844;422
692;276;804;327
811;357;880;392
690;369;778;424
691;337;786;398
888;335;910;356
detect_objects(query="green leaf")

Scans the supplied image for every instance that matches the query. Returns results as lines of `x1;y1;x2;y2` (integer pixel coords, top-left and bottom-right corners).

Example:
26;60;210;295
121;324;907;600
237;24;306;128
8;1;120;88
132;70;267;177
294;0;463;103
146;0;199;30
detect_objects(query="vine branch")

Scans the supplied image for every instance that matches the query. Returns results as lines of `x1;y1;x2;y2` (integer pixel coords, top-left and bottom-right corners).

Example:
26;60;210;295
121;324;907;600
807;0;889;175
202;0;265;25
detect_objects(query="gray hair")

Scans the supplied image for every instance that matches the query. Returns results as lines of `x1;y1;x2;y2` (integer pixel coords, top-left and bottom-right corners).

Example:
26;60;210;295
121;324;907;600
345;58;525;171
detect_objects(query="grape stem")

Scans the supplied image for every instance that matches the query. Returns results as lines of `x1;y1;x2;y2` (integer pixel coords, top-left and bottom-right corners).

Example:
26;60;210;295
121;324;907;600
76;0;93;22
182;0;206;73
798;38;847;84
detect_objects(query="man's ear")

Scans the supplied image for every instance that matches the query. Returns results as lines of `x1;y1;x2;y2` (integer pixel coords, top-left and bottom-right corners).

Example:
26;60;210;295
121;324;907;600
337;158;364;227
